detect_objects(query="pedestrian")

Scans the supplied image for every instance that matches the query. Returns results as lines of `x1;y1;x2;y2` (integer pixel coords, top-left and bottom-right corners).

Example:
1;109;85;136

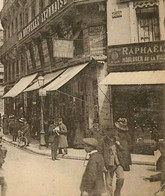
99;128;124;196
0;134;7;168
58;117;68;156
115;118;132;171
48;120;60;161
8;115;16;141
80;138;105;196
2;115;8;135
88;121;103;143
19;118;31;146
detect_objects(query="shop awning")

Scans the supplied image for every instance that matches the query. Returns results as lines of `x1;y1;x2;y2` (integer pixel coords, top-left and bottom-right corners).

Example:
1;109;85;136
3;73;38;98
99;70;165;85
44;63;88;91
24;69;65;92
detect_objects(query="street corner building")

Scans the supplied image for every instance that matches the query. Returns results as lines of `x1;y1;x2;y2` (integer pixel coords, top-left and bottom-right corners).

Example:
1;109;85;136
0;0;165;154
0;0;108;148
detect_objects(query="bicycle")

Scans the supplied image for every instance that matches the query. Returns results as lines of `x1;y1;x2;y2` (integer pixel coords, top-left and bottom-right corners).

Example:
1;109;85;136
17;130;28;147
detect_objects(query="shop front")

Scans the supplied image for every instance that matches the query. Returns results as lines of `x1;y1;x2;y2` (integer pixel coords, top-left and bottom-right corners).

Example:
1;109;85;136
100;41;165;154
24;60;102;148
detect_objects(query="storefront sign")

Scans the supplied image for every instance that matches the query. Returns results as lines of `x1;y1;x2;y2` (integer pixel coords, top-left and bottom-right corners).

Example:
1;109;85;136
53;39;74;58
18;0;68;40
108;41;165;66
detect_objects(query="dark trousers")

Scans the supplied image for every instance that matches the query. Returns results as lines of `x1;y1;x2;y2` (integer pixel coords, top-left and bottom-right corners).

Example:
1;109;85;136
51;139;59;160
105;165;124;196
0;176;7;196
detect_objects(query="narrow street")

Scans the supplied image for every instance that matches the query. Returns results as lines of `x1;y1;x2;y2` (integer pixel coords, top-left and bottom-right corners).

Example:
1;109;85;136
1;142;160;196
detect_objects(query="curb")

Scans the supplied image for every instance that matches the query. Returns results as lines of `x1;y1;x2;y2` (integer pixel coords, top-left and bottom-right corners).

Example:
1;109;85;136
2;138;86;161
3;138;156;165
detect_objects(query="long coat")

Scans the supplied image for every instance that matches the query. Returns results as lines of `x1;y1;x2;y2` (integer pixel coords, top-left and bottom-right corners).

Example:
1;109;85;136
99;136;129;171
80;152;105;195
58;123;68;148
117;129;132;170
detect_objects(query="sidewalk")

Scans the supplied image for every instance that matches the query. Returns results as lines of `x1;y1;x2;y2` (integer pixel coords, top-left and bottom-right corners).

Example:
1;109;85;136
3;135;157;165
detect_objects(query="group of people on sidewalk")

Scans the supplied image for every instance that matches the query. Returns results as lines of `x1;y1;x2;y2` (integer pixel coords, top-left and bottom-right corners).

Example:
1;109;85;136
80;117;132;196
4;115;31;146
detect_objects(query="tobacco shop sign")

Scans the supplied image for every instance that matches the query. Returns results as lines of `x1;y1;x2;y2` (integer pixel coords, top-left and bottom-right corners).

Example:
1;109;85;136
108;41;165;66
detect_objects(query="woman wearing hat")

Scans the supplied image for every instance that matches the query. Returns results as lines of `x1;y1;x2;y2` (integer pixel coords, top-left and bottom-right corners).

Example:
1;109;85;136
115;118;132;171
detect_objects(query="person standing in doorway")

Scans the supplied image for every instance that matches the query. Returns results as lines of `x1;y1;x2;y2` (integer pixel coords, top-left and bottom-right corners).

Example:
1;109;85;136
58;117;68;157
99;128;125;196
80;138;105;196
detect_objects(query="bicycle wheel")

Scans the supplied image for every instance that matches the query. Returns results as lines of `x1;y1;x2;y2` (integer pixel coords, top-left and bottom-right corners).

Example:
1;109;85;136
18;137;28;147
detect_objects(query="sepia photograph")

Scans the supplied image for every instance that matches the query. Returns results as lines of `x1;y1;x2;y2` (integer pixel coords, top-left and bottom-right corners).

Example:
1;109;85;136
0;0;164;195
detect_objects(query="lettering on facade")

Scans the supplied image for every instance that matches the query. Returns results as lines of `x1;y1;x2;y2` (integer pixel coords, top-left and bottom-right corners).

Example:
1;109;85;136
112;11;122;18
108;41;165;65
18;0;68;40
89;25;106;56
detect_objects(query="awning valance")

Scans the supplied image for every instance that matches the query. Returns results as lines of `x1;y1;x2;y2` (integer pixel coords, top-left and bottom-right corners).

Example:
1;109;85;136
24;69;65;92
99;71;165;85
44;63;88;91
134;0;158;9
3;73;38;98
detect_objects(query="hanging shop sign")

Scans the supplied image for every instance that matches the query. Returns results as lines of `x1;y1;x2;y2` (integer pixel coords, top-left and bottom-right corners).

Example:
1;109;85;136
39;89;47;96
53;39;74;58
108;41;165;66
88;25;106;56
18;0;68;40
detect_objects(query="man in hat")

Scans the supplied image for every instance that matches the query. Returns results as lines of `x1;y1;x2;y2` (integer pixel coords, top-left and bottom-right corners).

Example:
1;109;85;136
80;138;105;196
58;118;68;156
88;121;103;143
99;128;124;196
48;120;60;161
115;118;132;171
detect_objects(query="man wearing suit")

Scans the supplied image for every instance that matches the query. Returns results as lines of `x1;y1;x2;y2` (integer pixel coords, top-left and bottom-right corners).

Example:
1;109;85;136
80;138;105;196
99;128;125;196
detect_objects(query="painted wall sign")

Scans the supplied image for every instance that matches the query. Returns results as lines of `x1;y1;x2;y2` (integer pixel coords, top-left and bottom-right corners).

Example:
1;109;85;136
89;25;106;56
108;41;165;66
18;0;68;40
112;11;122;18
53;39;74;58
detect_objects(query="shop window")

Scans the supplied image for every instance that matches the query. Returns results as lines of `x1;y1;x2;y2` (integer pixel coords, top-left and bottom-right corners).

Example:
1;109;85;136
136;7;160;42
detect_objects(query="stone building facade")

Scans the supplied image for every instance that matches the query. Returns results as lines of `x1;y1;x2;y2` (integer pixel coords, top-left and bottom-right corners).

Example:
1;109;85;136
0;0;111;147
100;0;165;154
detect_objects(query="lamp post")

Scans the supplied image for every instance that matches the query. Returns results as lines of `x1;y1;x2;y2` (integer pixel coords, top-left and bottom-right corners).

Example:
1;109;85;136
38;75;46;149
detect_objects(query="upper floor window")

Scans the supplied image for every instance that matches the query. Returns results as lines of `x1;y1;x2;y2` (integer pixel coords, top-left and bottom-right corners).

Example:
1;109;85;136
31;1;36;19
136;7;160;42
19;13;23;29
25;9;29;25
15;17;18;32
